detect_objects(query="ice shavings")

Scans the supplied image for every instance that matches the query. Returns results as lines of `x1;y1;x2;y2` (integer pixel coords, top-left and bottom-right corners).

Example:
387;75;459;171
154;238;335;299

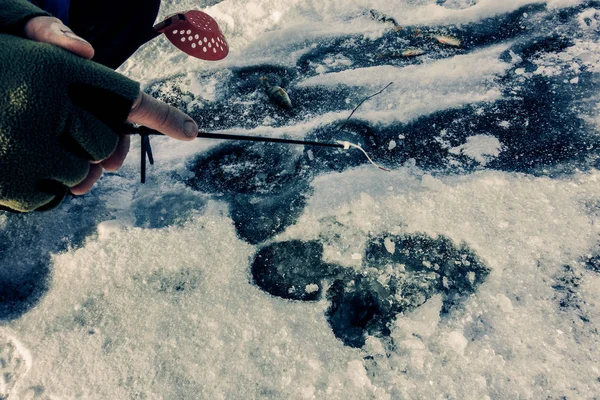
446;330;469;356
536;40;600;75
8;202;378;399
364;0;574;26
298;45;513;125
279;167;600;398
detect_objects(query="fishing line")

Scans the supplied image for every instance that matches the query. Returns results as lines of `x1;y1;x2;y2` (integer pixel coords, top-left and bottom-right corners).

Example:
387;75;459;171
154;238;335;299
337;141;391;172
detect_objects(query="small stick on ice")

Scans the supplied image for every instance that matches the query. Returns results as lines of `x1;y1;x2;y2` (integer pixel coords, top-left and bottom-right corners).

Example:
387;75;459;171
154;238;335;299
336;82;393;133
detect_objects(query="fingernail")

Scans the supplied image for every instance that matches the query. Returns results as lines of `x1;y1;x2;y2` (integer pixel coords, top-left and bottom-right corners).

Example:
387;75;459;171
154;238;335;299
184;120;197;138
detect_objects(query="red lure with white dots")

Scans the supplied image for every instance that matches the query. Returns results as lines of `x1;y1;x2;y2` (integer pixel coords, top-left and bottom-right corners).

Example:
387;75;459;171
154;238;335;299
152;11;229;61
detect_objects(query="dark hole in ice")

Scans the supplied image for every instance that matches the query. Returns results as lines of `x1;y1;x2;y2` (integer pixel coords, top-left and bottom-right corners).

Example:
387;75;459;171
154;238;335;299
326;233;489;347
326;278;391;348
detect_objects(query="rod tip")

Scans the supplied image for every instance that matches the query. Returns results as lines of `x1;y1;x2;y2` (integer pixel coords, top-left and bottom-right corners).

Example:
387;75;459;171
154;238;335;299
336;140;351;150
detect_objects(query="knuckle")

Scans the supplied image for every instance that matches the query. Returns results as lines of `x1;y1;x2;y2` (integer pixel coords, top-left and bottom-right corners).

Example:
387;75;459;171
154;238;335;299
157;105;173;128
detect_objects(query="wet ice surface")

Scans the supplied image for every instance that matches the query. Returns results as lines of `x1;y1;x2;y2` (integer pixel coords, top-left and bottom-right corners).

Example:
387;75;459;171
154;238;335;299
1;0;600;398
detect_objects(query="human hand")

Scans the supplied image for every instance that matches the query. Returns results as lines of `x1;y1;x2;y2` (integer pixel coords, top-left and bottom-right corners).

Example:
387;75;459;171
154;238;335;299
23;16;94;59
0;33;198;211
21;17;198;196
70;91;199;195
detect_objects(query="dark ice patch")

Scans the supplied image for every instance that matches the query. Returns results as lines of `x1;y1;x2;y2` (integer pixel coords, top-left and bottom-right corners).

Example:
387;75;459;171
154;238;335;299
190;65;299;131
584;254;600;272
230;181;312;244
185;142;315;243
304;68;600;176
552;264;590;323
326;234;490;347
364;234;490;311
185;142;309;195
297;3;551;78
501;34;574;65
0;194;109;320
0;258;50;321
305;119;452;173
326;277;395;348
251;240;340;301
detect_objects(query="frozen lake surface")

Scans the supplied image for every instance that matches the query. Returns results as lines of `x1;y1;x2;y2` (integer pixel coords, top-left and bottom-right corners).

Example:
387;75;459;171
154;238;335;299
1;0;600;398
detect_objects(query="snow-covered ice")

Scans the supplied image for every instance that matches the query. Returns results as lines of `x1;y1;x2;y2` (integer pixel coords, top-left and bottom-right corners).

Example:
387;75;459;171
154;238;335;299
1;0;600;398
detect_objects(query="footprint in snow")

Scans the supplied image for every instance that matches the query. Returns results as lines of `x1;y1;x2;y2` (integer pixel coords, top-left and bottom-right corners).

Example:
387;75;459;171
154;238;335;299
0;330;31;398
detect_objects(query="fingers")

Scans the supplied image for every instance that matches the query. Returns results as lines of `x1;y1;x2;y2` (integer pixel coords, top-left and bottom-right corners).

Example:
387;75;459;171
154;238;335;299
24;16;94;59
70;163;102;195
68;134;131;195
102;134;131;172
127;91;198;141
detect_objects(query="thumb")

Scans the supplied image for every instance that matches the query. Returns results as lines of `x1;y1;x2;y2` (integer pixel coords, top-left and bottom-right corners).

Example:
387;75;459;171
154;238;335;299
24;16;94;59
127;92;198;141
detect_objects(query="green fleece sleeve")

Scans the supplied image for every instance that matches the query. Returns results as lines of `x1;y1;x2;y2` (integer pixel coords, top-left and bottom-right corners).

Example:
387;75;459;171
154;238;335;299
0;0;51;35
0;34;140;212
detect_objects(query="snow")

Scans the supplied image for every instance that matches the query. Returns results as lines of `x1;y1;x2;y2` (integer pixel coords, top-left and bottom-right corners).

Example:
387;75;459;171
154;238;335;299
446;330;468;355
448;134;504;165
2;0;600;398
297;45;511;125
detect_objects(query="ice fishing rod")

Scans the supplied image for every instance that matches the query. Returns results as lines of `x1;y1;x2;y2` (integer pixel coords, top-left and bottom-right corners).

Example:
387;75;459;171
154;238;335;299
127;125;389;183
133;126;345;149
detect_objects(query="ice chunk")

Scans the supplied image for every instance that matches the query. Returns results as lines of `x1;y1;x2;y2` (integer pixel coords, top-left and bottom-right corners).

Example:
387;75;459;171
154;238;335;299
449;134;504;165
305;284;319;294
446;331;468;356
383;237;395;254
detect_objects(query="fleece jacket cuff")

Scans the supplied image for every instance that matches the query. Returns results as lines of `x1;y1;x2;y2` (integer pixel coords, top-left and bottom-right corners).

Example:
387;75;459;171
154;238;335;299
0;0;52;36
